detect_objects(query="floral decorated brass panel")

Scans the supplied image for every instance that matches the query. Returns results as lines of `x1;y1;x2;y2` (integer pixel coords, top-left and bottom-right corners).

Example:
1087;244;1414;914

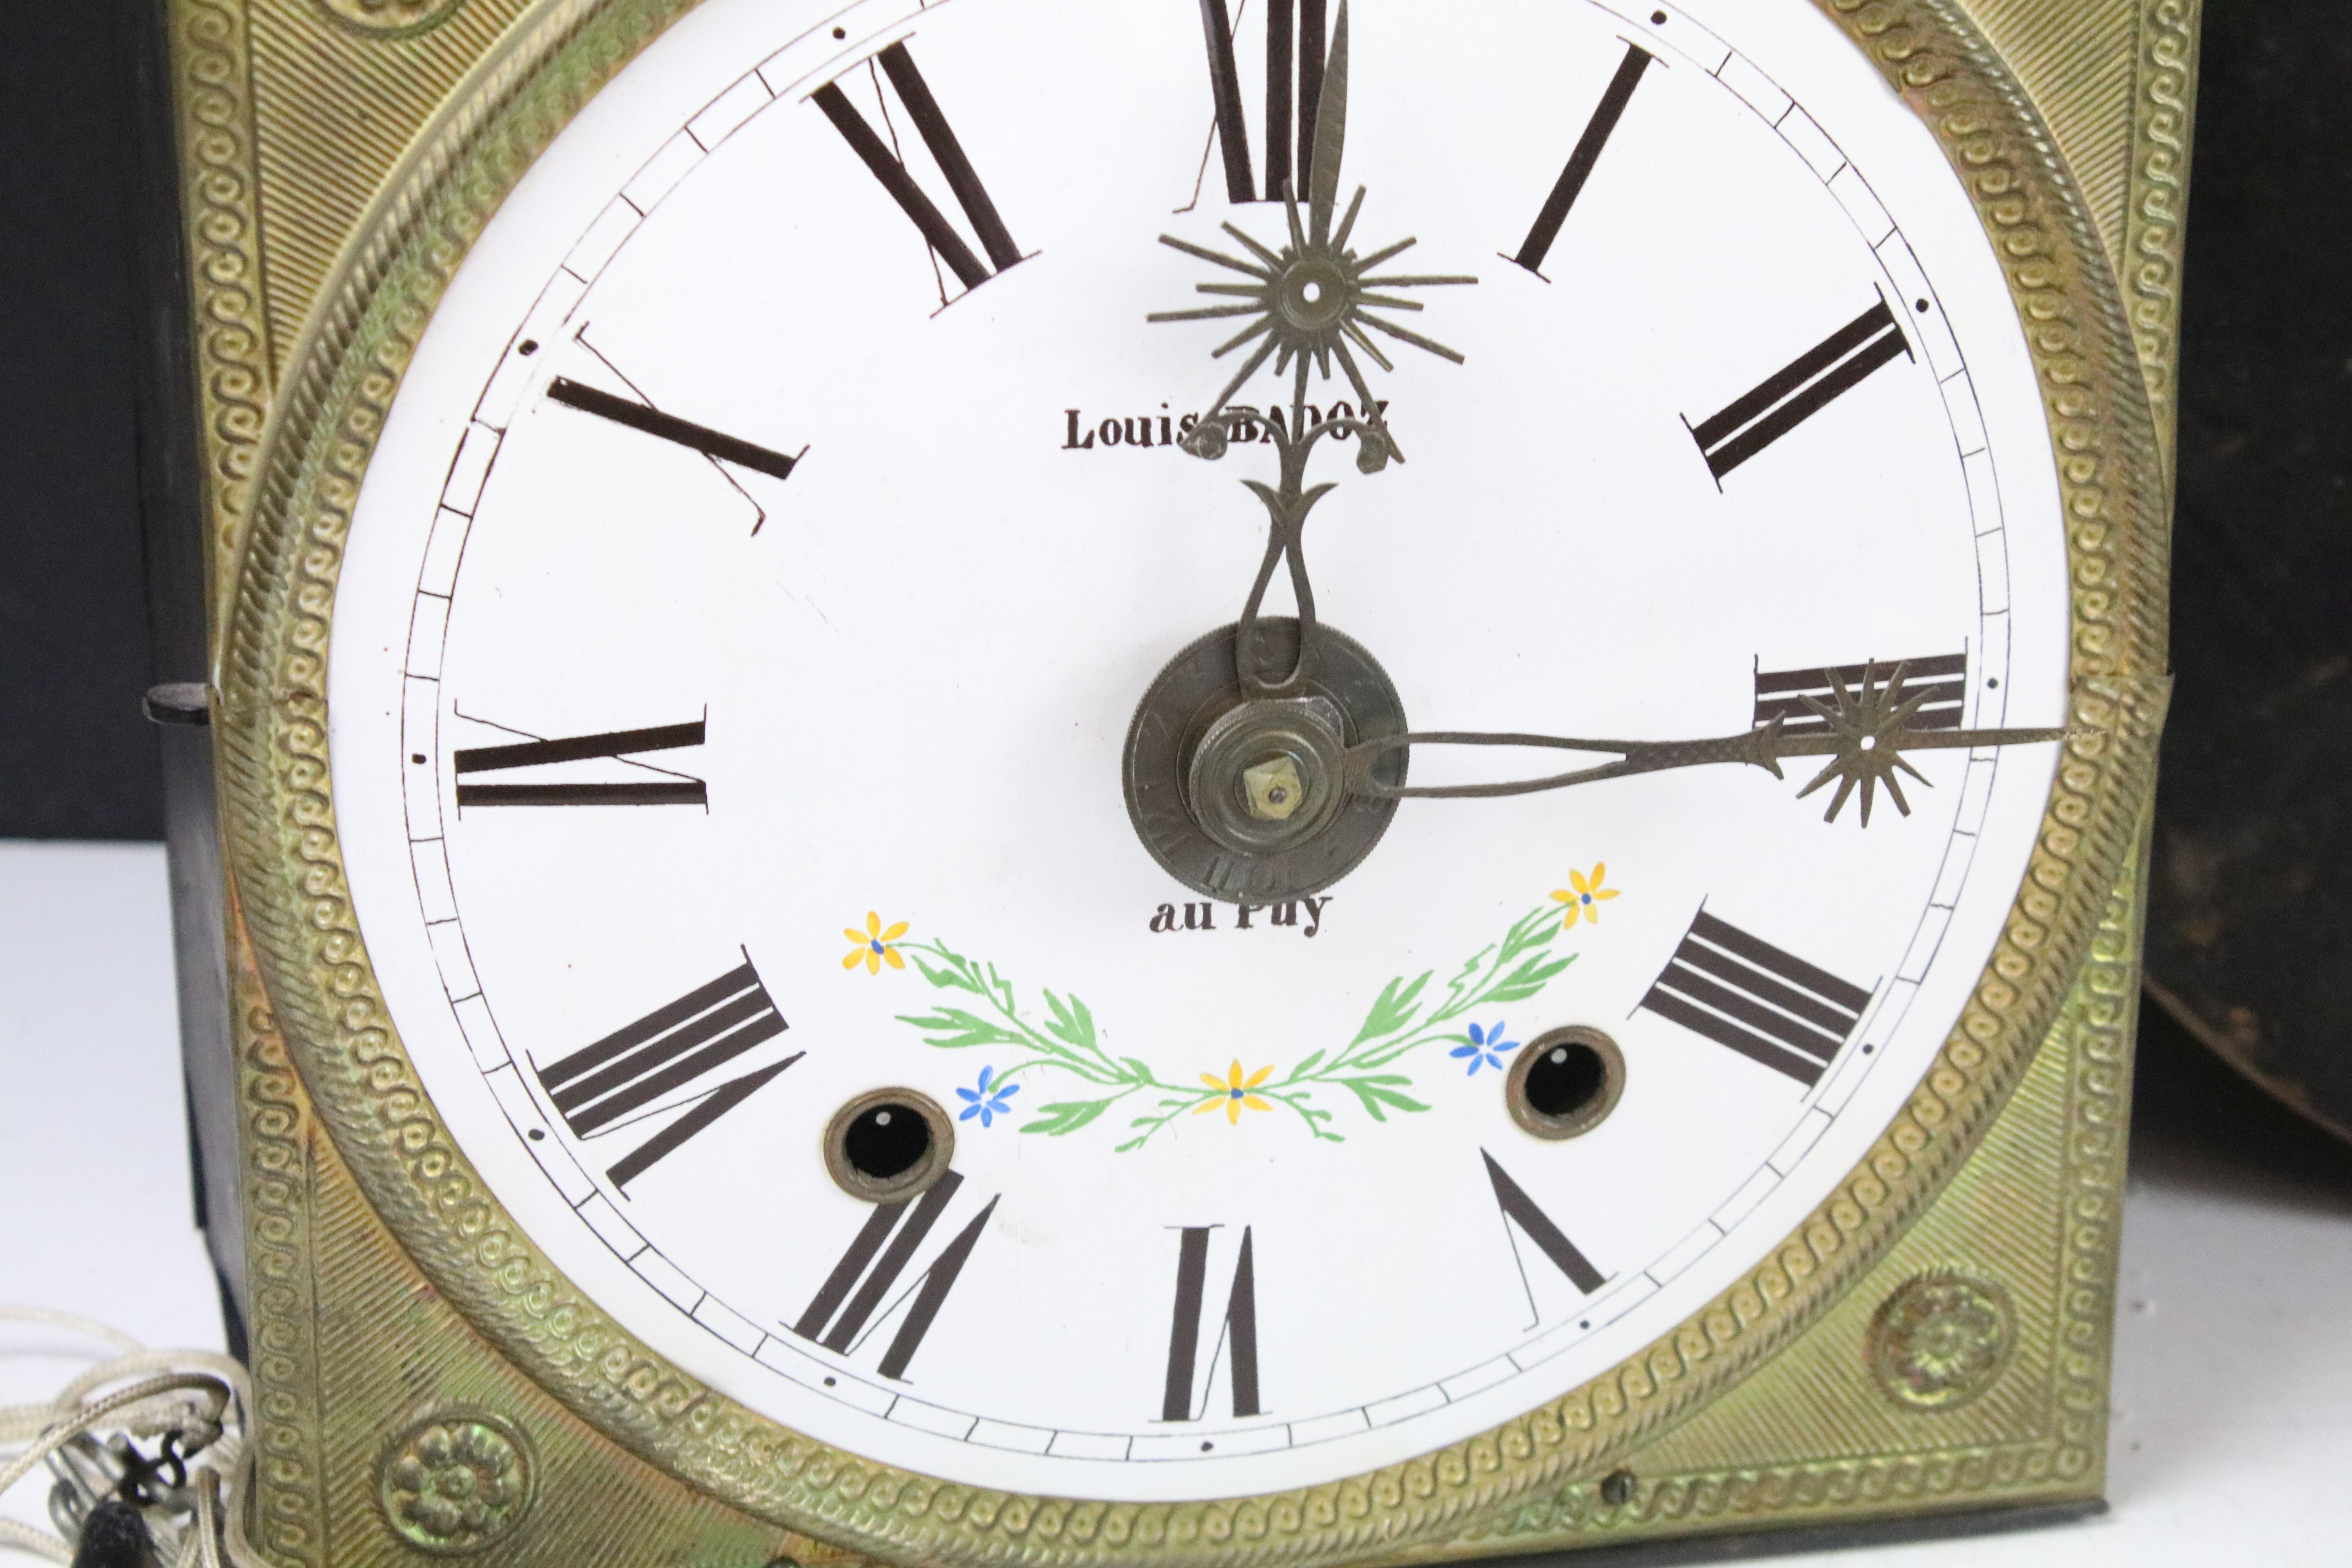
196;0;2175;1564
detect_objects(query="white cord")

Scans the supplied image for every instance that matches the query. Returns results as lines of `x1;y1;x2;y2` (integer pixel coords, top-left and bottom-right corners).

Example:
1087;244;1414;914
0;1312;142;1446
0;1308;266;1568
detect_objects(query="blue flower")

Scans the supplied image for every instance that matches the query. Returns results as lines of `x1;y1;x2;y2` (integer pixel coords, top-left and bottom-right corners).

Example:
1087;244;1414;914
1450;1021;1519;1076
956;1066;1020;1128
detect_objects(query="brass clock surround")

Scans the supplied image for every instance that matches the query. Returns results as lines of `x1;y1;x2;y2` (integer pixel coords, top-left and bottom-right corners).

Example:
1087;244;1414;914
192;0;2182;1562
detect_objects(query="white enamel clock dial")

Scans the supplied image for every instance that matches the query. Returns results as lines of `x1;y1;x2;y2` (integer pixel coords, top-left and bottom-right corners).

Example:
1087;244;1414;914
330;0;2067;1503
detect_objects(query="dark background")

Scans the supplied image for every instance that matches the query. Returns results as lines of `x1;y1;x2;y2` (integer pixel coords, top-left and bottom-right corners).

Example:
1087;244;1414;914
1;5;159;838
2140;7;2352;1141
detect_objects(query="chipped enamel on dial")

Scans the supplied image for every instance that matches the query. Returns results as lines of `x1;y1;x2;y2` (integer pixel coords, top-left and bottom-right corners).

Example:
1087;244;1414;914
328;0;2067;1503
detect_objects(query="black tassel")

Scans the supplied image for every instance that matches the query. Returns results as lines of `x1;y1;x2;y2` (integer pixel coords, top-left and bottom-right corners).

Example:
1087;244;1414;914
70;1500;159;1568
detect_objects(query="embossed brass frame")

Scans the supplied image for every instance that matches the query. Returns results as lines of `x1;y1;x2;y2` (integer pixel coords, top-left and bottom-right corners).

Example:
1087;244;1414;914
194;1;2185;1563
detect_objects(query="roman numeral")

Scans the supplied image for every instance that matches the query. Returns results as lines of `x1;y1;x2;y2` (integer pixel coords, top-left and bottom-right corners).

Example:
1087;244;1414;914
1639;911;1872;1085
1756;654;1967;735
792;1171;997;1380
1688;299;1912;480
1162;1226;1261;1420
1484;1151;1603;1299
1512;42;1653;277
454;720;706;808
813;44;1024;293
545;379;800;482
1196;0;1327;203
535;959;793;1188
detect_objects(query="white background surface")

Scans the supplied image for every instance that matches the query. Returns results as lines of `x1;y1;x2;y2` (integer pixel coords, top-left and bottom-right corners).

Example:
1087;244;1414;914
3;840;2347;1563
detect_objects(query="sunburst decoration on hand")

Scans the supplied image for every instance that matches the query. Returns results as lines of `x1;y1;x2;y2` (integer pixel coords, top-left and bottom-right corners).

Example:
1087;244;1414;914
1793;663;1941;827
1149;201;1474;457
1148;0;1473;461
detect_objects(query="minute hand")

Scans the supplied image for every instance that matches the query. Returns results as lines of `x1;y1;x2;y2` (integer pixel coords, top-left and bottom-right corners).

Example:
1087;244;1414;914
1346;708;2066;826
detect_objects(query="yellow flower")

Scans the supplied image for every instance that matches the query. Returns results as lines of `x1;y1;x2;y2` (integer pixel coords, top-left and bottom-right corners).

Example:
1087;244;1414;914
842;911;909;975
1194;1060;1274;1124
1550;864;1622;929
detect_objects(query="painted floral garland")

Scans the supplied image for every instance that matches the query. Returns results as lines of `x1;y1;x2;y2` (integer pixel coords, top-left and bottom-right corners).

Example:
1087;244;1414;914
844;869;1620;1151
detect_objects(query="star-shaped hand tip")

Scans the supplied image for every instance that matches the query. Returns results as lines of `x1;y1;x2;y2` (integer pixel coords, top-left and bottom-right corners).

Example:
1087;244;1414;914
1791;664;1936;826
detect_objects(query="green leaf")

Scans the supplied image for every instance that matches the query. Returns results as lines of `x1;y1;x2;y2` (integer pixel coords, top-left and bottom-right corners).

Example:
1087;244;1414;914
1350;972;1430;1046
1347;1039;1429;1068
1484;954;1574;1005
911;953;981;993
1122;1057;1163;1087
1289;1050;1327;1079
1044;992;1096;1053
1042;989;1100;1053
1431;945;1497;1021
1497;905;1561;963
1021;1099;1113;1136
896;1008;1025;1050
1341;1074;1431;1117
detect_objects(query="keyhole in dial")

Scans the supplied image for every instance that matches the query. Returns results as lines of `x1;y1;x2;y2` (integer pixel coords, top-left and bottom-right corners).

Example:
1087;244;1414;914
846;1105;929;1180
824;1089;955;1201
1526;1044;1605;1118
1506;1027;1626;1140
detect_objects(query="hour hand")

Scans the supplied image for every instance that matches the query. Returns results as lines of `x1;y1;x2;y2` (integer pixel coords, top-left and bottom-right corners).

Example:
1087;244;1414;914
1346;664;2068;827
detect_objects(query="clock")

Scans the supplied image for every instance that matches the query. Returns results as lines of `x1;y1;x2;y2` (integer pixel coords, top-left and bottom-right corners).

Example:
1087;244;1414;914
172;0;2189;1563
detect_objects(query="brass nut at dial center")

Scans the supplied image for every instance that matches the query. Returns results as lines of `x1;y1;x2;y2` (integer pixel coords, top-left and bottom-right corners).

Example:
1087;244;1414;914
1243;754;1307;820
1185;696;1350;855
